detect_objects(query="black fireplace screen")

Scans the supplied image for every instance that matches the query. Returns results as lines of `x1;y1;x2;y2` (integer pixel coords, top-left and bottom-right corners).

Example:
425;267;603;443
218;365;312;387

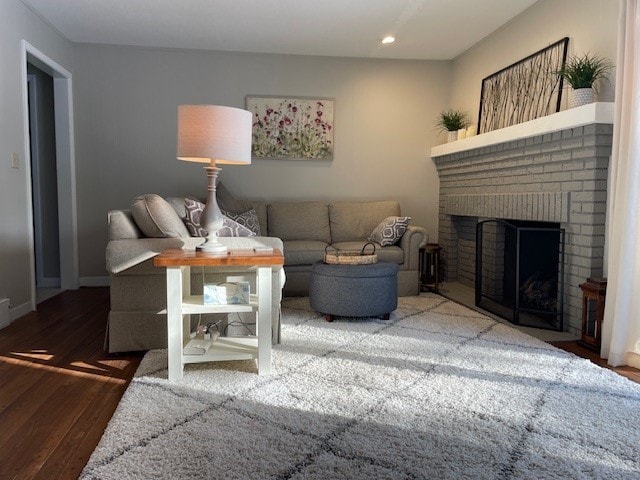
475;219;565;331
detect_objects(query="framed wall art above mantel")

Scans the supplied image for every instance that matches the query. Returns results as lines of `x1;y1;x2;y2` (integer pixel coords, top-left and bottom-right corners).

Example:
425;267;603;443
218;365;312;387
246;95;334;160
478;37;569;134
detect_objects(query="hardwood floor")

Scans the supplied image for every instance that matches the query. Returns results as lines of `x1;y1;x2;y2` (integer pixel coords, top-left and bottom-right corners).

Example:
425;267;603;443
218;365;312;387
0;288;638;479
0;287;143;480
551;340;640;384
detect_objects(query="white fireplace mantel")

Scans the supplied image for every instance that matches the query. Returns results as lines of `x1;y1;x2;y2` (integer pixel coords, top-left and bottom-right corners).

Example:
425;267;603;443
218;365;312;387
430;102;614;158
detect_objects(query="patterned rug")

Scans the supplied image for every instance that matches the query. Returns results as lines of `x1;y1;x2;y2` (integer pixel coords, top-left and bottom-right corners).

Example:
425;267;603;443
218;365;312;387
81;294;640;479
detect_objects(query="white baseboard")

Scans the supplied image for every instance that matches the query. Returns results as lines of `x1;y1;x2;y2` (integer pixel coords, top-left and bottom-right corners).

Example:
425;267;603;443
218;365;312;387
79;276;110;287
10;301;33;322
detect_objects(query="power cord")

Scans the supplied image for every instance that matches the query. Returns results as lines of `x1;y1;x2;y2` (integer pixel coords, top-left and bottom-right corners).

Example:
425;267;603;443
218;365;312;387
223;312;256;335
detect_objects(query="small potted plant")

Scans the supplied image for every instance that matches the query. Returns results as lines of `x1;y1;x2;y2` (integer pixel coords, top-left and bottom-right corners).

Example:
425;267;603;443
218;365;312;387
437;109;469;143
556;53;613;108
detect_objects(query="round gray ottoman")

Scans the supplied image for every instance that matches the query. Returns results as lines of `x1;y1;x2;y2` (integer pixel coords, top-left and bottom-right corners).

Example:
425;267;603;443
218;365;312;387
309;261;399;321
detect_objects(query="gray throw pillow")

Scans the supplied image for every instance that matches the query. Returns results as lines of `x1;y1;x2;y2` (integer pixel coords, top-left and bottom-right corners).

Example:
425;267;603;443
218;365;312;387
131;194;191;238
216;182;247;214
165;196;202;219
222;208;261;236
367;216;411;246
184;199;255;237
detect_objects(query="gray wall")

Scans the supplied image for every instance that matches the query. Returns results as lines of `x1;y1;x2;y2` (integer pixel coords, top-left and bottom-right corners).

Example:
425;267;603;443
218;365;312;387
449;0;619;126
0;0;72;313
73;45;451;277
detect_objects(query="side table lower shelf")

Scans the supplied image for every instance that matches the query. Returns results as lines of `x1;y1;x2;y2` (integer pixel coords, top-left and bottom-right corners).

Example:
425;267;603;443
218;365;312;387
183;336;259;364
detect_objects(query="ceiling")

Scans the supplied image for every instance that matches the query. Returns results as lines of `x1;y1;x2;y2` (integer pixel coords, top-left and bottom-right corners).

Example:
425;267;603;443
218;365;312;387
21;0;540;60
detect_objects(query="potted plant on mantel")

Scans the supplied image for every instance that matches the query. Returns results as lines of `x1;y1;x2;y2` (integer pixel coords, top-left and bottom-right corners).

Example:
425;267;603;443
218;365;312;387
556;53;613;108
437;109;469;143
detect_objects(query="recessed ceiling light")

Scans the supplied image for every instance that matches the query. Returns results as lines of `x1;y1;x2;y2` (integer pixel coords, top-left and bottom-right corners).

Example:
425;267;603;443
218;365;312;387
381;36;396;45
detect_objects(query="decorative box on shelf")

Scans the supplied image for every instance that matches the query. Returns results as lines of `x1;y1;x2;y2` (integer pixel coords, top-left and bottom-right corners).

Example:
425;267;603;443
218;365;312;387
203;281;250;305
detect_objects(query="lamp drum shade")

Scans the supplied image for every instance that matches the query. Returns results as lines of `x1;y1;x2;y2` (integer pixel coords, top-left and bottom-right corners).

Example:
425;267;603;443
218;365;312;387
177;105;252;164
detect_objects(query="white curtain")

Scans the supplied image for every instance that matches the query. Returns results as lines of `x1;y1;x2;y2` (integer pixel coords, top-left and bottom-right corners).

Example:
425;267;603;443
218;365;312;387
601;0;640;368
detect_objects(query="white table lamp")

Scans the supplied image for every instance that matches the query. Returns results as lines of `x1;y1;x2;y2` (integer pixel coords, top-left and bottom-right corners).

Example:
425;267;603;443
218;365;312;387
177;105;252;253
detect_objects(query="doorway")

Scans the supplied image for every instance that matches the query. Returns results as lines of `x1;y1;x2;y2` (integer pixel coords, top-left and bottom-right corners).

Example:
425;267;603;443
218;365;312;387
21;41;79;311
27;65;61;303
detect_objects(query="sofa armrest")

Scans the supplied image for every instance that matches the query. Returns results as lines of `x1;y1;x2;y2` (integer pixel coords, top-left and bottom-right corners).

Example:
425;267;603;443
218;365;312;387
398;225;428;271
107;238;196;274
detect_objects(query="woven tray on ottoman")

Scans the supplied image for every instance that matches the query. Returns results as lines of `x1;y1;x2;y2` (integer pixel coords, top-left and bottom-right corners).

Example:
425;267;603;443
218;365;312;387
323;242;377;265
309;260;399;322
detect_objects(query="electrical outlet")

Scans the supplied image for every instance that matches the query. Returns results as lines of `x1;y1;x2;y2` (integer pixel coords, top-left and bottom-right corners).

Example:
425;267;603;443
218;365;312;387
10;152;20;169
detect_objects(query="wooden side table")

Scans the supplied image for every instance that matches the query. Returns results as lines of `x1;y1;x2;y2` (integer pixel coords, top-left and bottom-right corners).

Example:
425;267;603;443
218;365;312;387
419;243;442;293
154;249;284;381
578;277;607;352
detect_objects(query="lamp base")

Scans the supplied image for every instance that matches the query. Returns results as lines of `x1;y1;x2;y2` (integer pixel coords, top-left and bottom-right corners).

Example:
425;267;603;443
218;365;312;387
196;239;228;254
197;162;227;254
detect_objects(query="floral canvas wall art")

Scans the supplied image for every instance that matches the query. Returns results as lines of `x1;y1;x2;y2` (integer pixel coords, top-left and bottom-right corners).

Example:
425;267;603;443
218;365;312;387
246;96;334;160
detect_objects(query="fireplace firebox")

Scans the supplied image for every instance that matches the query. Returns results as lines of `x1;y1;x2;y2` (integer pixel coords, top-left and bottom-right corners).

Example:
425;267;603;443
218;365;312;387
475;219;565;331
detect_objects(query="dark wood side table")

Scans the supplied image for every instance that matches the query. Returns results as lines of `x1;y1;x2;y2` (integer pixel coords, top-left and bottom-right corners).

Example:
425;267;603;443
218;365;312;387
419;243;442;293
578;277;607;352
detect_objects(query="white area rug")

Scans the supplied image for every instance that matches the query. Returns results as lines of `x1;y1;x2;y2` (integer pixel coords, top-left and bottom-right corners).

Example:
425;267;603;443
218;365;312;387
82;294;640;479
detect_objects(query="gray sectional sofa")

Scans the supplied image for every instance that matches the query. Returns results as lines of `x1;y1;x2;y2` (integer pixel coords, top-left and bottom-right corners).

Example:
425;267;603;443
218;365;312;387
105;184;428;353
236;211;423;297
214;184;428;297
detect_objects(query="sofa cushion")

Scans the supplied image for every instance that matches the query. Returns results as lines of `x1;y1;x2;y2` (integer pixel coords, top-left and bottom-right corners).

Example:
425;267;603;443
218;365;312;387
184;199;255;237
331;241;404;265
131;194;190;238
329;201;401;242
282;240;329;266
268;202;331;243
222;208;261;235
368;216;411;246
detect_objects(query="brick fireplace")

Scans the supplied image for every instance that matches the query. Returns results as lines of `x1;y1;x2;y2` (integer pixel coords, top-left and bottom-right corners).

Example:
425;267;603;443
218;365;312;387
431;103;614;335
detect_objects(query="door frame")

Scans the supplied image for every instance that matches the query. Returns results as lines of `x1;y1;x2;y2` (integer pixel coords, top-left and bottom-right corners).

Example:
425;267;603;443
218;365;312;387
20;40;79;310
